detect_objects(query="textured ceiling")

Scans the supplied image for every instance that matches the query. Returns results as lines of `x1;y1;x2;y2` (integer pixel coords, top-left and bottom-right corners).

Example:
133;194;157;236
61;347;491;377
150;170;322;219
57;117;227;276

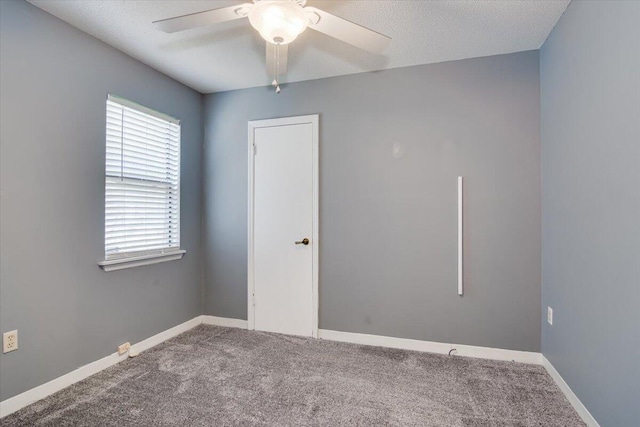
27;0;569;94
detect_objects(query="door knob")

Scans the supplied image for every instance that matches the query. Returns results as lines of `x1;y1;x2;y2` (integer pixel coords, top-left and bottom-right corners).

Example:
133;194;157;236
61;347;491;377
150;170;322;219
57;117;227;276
295;238;309;245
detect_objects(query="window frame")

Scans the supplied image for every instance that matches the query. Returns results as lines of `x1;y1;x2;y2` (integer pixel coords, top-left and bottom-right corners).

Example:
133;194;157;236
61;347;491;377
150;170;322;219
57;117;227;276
98;94;185;271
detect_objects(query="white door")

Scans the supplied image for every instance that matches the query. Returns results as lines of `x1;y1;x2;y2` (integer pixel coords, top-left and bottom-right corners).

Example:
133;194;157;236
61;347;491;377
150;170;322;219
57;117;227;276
249;115;319;337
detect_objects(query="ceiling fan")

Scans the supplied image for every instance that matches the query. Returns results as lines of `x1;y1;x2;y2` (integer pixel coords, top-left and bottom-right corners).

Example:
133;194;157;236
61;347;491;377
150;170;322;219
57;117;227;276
153;0;391;92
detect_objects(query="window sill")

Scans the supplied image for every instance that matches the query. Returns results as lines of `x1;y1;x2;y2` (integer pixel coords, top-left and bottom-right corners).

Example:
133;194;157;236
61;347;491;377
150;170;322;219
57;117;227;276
98;250;186;272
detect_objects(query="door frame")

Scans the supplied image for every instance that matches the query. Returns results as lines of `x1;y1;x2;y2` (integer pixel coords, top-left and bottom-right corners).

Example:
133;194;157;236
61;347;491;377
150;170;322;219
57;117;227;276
247;114;319;338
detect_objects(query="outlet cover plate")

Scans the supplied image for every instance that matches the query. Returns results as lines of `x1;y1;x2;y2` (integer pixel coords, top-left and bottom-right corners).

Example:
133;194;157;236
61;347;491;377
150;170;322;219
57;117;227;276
117;342;131;355
3;330;18;353
547;307;553;325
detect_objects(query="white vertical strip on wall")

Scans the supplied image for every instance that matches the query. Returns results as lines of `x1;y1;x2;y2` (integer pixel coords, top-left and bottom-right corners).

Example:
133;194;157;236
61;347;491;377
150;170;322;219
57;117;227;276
458;176;463;296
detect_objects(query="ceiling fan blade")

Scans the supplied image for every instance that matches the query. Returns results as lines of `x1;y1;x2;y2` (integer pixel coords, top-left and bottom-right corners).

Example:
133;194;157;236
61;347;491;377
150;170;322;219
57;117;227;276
266;42;288;76
304;7;391;54
153;3;252;33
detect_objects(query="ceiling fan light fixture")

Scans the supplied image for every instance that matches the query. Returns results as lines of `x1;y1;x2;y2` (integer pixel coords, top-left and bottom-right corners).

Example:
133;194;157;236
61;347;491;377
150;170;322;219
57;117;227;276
248;1;309;45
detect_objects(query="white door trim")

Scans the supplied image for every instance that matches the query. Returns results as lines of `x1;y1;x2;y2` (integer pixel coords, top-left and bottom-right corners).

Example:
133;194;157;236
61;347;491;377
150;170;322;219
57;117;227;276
247;114;319;338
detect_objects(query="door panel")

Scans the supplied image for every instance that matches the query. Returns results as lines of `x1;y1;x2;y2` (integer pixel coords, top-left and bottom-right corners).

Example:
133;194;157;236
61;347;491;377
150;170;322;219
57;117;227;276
253;123;313;337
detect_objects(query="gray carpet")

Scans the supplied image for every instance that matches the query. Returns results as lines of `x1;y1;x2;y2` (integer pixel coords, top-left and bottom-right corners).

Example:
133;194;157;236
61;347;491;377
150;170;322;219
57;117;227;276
2;325;584;426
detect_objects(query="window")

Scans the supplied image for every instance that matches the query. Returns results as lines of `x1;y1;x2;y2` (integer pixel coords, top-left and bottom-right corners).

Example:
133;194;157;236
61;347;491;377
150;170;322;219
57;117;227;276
99;95;184;271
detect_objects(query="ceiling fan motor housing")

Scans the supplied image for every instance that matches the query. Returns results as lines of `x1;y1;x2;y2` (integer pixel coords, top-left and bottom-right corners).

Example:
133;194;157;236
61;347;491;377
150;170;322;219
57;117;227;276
253;0;307;6
249;0;310;45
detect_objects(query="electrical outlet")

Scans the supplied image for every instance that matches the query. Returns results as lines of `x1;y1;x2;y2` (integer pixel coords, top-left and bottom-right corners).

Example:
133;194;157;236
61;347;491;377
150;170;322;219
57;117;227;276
547;306;553;325
117;342;131;355
3;330;18;353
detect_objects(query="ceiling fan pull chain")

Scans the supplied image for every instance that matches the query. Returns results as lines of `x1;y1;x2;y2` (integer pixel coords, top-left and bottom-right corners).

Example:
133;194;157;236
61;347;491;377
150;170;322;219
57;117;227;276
275;42;281;93
272;42;278;88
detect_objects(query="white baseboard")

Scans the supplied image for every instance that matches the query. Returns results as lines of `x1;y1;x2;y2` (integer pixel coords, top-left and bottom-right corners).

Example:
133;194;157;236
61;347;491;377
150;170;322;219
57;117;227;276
201;315;248;329
542;356;600;427
130;317;202;354
318;329;543;365
0;316;202;418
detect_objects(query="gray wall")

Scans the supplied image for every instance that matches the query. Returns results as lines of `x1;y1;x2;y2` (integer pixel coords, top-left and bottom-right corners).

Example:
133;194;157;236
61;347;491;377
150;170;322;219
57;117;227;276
0;0;203;401
203;51;542;352
540;1;640;425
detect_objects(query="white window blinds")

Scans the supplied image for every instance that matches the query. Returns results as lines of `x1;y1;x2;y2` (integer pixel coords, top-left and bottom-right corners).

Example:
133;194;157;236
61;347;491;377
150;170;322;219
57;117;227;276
105;95;181;260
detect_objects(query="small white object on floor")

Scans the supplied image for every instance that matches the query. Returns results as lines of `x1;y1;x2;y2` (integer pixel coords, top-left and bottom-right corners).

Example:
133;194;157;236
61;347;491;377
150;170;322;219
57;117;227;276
128;348;139;358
